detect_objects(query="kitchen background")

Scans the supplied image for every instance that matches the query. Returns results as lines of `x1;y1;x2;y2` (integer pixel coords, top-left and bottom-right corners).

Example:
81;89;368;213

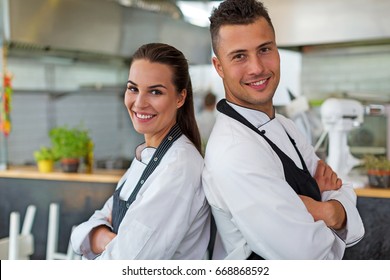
1;0;390;261
1;0;390;166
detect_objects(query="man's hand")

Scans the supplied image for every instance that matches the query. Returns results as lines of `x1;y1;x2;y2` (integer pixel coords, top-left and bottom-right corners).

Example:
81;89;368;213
299;195;346;230
314;160;342;193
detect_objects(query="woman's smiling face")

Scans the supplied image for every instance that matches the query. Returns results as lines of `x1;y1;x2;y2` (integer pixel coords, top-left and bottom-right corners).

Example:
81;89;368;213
124;59;186;147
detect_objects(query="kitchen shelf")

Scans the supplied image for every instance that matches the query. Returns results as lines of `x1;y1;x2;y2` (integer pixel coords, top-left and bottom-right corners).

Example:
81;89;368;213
0;165;125;183
355;186;390;199
11;86;125;97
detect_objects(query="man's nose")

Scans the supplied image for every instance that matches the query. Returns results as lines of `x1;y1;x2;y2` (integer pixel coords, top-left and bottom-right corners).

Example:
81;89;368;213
248;56;265;75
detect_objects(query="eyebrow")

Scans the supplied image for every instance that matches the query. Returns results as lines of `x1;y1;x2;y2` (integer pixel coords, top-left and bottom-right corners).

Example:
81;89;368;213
227;41;274;57
127;80;167;89
256;41;274;50
227;49;246;58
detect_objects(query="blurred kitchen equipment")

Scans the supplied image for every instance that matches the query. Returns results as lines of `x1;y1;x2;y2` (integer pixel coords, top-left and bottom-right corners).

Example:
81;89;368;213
0;205;36;260
317;98;364;178
46;203;80;260
284;90;312;144
348;104;387;158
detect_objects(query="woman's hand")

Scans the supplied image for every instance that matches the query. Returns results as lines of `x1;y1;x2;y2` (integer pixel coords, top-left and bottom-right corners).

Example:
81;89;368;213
89;225;116;254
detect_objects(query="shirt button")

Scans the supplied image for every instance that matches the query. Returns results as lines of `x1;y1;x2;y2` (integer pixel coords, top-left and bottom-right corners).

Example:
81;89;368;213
168;136;173;141
140;180;144;184
154;157;158;161
126;203;130;208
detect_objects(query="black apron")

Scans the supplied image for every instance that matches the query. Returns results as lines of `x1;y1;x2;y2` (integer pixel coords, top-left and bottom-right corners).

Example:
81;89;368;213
111;124;183;234
217;99;321;260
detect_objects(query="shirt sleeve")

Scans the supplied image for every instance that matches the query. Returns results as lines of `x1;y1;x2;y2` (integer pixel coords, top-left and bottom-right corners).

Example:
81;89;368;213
97;148;208;259
284;117;365;247
70;170;129;259
322;184;365;246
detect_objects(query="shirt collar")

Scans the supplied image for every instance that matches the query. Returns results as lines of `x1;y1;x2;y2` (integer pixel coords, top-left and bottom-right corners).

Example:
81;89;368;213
226;100;274;129
135;143;155;164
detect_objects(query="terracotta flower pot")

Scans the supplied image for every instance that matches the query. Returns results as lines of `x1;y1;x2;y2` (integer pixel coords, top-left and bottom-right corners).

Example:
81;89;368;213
367;169;390;188
60;158;80;173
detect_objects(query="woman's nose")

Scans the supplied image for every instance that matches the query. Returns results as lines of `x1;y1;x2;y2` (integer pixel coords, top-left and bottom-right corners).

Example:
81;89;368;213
134;92;148;108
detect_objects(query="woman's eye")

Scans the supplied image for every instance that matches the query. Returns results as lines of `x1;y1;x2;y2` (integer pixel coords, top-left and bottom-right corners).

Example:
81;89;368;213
127;86;138;93
151;89;162;95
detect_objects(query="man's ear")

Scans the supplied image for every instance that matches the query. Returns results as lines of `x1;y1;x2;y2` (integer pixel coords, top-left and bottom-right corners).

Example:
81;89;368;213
177;89;187;109
212;56;224;79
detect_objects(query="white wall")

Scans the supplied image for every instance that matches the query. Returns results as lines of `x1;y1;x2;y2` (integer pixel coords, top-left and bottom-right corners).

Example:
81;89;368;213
6;56;144;165
263;0;390;46
301;45;390;101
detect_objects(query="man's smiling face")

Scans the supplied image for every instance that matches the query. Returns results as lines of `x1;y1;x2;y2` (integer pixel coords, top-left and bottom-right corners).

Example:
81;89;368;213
212;17;280;117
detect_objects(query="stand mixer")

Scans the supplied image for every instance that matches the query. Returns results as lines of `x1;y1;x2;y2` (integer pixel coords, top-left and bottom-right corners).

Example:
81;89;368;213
318;98;364;180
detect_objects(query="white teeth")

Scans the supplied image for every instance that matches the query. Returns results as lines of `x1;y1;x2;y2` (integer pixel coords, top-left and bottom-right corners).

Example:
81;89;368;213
251;79;266;86
137;113;153;119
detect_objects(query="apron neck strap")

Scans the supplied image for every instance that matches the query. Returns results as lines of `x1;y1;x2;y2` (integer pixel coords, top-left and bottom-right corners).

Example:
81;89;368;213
126;123;183;205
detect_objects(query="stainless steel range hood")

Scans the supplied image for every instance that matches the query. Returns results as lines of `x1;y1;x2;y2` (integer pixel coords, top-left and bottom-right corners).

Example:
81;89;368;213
262;0;390;47
2;0;211;64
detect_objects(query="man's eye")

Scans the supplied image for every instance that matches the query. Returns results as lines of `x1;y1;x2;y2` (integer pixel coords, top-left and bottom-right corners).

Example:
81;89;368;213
260;47;271;53
233;54;245;61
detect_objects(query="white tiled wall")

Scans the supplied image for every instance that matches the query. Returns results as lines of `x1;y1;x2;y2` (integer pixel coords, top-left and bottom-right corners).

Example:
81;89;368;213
5;56;144;165
301;45;390;101
7;94;51;164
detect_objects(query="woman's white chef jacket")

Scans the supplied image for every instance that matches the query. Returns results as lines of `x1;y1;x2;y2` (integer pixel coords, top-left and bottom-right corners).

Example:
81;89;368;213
71;135;210;259
202;102;365;260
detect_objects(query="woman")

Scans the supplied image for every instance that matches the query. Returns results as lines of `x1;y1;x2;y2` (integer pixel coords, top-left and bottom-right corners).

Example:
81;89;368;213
71;43;210;260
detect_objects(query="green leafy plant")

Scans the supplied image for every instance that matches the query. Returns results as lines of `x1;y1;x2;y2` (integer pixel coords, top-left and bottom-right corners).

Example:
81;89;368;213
33;146;57;161
49;125;91;160
363;155;390;171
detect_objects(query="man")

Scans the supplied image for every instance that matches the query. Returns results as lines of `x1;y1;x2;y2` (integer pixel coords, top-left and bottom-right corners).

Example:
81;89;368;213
202;0;364;259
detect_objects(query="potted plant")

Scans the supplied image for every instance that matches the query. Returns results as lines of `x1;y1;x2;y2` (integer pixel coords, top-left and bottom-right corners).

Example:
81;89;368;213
363;155;390;188
33;146;56;173
49;125;91;173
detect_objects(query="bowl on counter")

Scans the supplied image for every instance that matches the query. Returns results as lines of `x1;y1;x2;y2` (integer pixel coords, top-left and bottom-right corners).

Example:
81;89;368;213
96;157;131;170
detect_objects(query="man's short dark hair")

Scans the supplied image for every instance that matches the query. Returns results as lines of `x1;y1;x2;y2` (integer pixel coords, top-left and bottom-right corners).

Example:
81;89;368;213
209;0;274;56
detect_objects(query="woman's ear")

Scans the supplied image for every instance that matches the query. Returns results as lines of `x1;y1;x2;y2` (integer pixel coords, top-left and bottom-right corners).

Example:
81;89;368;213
177;89;187;109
